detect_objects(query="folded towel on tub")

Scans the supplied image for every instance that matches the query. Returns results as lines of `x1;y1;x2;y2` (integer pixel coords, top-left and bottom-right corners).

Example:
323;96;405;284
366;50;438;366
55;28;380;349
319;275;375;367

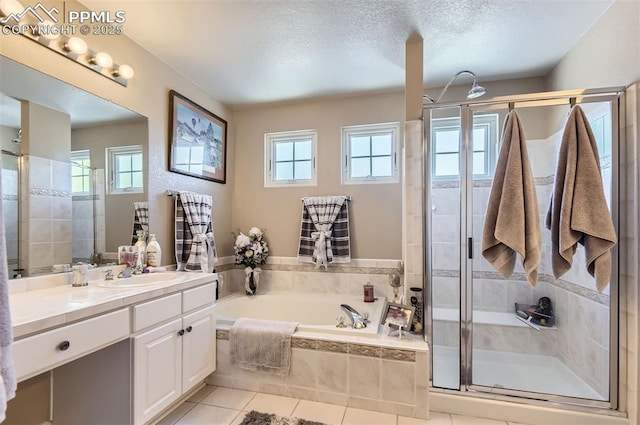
545;105;616;291
230;318;298;376
482;110;541;286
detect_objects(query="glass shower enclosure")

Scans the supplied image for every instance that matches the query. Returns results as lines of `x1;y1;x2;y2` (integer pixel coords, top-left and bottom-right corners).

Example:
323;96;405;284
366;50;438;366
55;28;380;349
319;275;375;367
425;89;622;408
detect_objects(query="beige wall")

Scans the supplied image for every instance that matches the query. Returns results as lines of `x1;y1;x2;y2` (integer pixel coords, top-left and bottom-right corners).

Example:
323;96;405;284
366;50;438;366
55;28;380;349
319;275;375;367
71;119;148;251
233;91;405;259
546;0;640;91
21;101;70;162
0;0;235;261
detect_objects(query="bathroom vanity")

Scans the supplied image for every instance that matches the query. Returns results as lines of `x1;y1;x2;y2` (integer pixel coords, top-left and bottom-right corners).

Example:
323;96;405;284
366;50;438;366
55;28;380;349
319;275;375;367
9;271;218;425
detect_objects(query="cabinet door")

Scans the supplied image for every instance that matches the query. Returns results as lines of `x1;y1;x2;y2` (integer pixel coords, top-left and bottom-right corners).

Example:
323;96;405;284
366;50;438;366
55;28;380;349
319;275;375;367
133;318;182;425
182;305;216;393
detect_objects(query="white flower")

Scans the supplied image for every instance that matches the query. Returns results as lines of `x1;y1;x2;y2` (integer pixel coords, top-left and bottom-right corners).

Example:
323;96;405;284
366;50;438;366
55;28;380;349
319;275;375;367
249;227;263;238
235;233;250;248
245;250;254;258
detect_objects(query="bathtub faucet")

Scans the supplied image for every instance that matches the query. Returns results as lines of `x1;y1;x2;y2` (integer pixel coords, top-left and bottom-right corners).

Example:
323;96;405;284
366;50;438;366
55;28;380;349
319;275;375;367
340;304;366;329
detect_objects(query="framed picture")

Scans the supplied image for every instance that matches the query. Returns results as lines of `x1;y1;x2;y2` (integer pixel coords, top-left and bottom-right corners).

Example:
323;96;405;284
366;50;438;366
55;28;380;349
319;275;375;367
381;302;415;329
168;90;227;184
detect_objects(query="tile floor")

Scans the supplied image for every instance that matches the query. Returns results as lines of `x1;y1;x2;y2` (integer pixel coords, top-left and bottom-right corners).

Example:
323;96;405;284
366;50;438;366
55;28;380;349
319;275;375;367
156;386;528;425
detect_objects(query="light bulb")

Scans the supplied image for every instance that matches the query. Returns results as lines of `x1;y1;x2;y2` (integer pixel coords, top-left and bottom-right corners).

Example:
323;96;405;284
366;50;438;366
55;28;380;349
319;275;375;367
0;0;24;18
33;20;59;40
91;52;113;68
64;37;87;55
114;64;134;80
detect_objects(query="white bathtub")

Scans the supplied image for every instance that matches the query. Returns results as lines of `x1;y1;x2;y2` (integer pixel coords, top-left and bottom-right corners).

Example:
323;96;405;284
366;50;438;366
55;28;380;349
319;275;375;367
214;292;387;338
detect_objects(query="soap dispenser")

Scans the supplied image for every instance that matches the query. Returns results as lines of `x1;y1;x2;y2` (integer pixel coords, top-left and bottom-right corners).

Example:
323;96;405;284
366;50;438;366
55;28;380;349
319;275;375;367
134;231;147;267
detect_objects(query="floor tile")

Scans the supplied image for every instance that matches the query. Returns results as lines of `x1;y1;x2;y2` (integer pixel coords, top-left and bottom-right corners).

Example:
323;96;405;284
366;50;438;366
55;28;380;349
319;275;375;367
342;407;397;425
201;387;257;410
155;401;197;425
450;415;508;425
243;393;300;417
175;404;241;425
291;400;346;425
398;410;452;425
187;385;216;403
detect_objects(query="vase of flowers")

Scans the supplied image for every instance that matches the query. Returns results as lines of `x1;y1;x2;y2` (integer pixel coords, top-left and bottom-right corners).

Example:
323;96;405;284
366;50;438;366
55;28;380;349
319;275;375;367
234;227;269;295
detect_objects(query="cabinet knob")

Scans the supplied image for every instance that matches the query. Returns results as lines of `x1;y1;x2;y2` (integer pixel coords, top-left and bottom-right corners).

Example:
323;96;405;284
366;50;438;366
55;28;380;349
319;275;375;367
186;326;193;333
57;340;70;351
178;329;185;336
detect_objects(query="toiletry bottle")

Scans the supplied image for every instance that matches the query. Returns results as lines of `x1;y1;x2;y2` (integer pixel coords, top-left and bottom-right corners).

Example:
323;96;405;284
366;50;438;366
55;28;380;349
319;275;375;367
134;231;147;267
364;283;375;302
146;234;162;267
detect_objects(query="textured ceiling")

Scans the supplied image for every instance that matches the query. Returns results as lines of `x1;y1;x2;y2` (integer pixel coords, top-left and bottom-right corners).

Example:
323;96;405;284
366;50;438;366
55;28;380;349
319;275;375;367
82;0;614;106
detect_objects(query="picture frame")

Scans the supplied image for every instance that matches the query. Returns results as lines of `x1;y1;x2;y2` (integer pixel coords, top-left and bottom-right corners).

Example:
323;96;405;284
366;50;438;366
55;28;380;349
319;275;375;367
168;90;227;184
380;302;415;330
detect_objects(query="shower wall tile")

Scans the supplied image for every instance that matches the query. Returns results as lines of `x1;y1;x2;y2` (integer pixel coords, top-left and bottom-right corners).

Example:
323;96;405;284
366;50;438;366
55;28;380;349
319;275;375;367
53;242;72;265
431;215;460;243
29;219;52;243
28;195;51;219
473;279;507;312
52;197;72;220
506;280;535;311
51;160;71;192
432;277;459;309
29;242;54;268
27;156;51;189
431;188;459;215
432;243;460;270
53;220;73;243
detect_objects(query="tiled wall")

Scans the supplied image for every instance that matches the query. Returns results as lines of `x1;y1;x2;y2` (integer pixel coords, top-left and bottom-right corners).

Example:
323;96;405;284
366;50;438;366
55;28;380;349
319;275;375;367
209;330;429;419
20;155;72;275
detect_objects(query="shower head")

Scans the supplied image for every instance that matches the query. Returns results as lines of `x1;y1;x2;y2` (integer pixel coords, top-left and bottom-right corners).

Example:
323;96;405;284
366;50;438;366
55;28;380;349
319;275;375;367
423;70;487;104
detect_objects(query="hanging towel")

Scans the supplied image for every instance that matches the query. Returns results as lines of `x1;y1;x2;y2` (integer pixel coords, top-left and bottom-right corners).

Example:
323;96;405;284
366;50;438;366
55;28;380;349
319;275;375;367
482;110;541;286
545;106;616;291
230;318;298;376
297;196;350;269
0;154;16;422
175;191;217;272
131;201;149;244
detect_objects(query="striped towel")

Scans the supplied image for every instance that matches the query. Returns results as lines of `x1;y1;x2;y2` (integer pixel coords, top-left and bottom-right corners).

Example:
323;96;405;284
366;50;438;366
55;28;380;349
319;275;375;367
297;196;351;269
131;201;149;244
175;192;217;272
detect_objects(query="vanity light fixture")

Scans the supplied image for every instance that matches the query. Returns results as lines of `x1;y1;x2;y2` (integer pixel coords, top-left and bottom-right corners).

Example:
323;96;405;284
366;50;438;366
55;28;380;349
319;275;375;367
0;0;134;87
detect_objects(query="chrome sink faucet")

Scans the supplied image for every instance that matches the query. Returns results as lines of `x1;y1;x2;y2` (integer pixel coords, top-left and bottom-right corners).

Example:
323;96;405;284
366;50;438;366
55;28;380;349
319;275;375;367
118;265;140;279
340;304;367;329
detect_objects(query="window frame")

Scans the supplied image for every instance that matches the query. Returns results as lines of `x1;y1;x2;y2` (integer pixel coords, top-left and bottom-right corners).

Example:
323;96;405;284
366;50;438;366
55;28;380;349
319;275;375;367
431;114;498;180
264;129;317;187
106;145;144;194
71;150;92;195
341;122;401;185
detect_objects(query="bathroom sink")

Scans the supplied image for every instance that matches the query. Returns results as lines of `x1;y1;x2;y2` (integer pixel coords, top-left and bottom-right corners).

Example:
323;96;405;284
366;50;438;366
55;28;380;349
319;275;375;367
95;272;187;288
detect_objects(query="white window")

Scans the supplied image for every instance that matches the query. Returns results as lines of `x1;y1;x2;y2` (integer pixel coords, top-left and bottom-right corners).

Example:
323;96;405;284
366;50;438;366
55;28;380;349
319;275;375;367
264;130;317;187
106;145;144;194
341;122;400;185
431;114;498;179
71;150;91;194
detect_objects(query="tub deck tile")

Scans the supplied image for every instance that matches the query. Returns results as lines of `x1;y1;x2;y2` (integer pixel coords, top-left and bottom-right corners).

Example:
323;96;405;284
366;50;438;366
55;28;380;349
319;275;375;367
292;338;318;349
381;348;416;362
318;340;349;353
349;343;382;358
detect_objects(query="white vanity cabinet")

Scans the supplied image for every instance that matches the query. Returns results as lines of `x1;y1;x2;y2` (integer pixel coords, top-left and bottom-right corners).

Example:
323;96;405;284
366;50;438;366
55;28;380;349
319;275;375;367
133;284;216;425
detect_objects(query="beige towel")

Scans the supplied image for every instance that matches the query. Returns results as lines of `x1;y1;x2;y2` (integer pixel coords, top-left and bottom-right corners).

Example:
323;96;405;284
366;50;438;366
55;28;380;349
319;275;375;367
545;106;616;291
482;110;541;286
230;318;298;376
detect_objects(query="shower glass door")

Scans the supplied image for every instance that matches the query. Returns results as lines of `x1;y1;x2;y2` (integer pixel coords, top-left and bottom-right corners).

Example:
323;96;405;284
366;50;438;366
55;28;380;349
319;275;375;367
428;105;462;390
427;92;620;408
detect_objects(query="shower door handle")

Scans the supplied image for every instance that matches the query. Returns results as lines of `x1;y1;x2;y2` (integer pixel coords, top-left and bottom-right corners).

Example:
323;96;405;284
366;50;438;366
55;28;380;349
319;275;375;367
468;238;473;259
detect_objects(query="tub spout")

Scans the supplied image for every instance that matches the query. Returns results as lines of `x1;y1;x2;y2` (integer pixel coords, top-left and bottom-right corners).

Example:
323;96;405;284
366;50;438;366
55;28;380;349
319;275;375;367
340;304;366;329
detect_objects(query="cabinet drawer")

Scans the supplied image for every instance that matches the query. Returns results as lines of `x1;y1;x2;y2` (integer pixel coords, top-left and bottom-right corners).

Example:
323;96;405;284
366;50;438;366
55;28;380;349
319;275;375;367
183;283;216;313
13;308;129;382
133;293;181;332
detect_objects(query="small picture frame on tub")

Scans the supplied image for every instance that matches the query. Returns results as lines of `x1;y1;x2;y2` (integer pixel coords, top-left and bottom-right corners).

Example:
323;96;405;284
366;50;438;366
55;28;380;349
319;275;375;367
381;302;415;330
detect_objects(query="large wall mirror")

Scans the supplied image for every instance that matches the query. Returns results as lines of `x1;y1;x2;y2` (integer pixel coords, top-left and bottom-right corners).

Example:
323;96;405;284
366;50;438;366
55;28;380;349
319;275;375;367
0;55;148;278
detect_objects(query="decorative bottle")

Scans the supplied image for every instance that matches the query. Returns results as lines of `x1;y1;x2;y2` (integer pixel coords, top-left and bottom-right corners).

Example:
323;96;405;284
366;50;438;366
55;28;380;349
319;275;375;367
146;234;162;267
134;231;147;267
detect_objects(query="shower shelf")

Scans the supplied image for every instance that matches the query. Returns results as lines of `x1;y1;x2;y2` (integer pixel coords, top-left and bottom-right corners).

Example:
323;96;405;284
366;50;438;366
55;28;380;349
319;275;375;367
433;308;557;330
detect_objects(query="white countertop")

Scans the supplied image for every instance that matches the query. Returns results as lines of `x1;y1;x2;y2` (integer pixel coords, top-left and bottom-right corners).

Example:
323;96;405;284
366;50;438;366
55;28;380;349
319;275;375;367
10;271;218;339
